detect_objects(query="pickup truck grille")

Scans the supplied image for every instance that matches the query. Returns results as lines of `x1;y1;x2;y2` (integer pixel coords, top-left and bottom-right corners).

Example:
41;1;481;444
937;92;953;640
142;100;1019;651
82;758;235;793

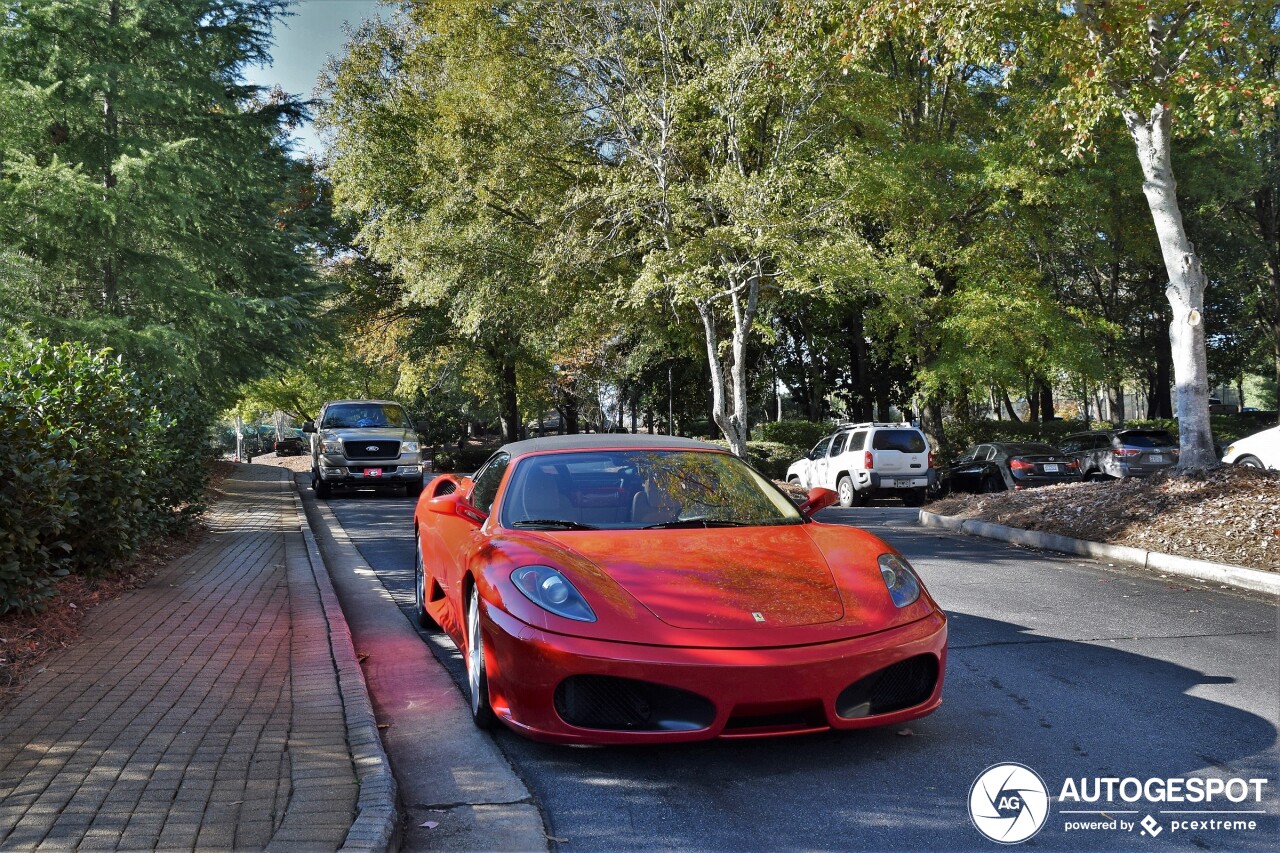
345;440;401;459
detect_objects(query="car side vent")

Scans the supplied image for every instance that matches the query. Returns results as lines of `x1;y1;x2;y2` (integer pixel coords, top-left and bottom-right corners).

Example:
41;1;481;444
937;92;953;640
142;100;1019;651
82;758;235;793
554;675;715;732
432;479;456;497
835;654;938;719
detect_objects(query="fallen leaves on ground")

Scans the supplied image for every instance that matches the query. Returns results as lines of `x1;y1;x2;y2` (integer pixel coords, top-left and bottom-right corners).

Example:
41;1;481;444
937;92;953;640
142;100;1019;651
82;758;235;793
927;466;1279;572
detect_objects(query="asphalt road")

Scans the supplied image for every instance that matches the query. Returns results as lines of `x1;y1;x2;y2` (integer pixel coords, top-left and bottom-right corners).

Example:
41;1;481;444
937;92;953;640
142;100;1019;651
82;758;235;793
316;484;1279;852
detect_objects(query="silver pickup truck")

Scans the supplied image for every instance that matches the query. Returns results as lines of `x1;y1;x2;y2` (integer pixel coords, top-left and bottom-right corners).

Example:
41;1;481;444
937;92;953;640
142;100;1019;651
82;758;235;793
303;399;425;498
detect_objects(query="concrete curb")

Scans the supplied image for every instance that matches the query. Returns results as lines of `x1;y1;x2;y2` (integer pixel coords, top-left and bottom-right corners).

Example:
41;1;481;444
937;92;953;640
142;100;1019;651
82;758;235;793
289;486;399;853
918;510;1279;596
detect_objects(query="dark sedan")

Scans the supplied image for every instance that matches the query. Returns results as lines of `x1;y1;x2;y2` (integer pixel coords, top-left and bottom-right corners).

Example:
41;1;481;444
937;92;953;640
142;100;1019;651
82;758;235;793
946;442;1081;493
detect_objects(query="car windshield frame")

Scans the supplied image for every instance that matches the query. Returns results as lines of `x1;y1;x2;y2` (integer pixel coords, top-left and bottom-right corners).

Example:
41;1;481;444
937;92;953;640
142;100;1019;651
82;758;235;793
320;403;409;429
498;449;804;531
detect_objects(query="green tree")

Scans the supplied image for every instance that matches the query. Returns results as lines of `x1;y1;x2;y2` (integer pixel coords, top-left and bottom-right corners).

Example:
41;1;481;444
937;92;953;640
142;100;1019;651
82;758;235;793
0;0;323;395
832;0;1280;466
320;1;589;442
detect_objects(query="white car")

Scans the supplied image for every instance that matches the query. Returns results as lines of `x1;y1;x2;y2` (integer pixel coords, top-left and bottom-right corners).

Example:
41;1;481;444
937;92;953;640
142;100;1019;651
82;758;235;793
786;422;934;507
1221;425;1280;470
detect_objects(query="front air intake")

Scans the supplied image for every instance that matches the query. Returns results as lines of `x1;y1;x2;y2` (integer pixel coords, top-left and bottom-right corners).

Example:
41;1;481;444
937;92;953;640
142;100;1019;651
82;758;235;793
835;654;938;719
554;675;715;732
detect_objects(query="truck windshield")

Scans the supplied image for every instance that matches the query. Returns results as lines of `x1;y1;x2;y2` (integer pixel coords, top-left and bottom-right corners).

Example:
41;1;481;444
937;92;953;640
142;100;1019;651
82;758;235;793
321;404;408;429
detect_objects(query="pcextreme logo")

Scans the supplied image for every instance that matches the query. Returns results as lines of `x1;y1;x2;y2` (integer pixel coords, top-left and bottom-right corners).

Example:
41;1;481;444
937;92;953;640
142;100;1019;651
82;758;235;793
969;763;1051;844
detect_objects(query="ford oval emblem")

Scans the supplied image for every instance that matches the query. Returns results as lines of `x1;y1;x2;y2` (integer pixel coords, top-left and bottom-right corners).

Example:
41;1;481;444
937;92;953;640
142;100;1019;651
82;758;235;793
365;445;379;452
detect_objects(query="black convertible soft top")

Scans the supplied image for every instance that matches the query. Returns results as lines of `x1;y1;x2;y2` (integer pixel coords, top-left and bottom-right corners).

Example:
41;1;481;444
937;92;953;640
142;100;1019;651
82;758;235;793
499;433;724;458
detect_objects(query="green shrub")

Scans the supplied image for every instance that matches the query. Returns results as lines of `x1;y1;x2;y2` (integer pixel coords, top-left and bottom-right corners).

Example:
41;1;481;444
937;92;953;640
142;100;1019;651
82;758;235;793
431;444;495;473
753;419;832;450
0;333;212;612
704;439;807;480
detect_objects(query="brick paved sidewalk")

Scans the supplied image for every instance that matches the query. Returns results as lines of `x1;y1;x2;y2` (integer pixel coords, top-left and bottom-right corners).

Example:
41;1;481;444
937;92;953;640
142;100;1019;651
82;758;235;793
0;466;362;852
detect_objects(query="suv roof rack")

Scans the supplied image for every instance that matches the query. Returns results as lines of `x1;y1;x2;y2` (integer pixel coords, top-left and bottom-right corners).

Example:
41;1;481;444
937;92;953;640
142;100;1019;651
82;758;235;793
834;421;917;429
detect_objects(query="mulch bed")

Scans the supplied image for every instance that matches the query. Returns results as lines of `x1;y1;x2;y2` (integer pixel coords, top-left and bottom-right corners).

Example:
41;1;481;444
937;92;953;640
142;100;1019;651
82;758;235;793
927;465;1279;572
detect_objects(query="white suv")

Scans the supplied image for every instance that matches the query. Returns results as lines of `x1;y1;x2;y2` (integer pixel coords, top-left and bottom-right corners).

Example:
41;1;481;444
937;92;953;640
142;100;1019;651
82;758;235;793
1222;425;1280;470
786;423;934;507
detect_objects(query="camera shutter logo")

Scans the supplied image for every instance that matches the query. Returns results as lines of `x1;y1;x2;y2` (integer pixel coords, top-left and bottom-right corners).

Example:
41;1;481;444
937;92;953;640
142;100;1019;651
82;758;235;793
969;763;1050;844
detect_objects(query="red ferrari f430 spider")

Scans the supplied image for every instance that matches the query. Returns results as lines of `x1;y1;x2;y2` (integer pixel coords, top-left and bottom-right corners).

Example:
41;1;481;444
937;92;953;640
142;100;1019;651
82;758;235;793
413;434;947;744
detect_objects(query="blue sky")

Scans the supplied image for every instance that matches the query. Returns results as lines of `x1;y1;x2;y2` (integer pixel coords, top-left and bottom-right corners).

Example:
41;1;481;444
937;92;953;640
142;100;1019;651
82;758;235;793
249;0;382;158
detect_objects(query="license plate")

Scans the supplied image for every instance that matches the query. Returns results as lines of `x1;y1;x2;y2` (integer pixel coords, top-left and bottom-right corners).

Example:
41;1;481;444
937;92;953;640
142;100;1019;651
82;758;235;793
1043;463;1059;472
1148;455;1163;464
893;478;915;488
365;468;383;477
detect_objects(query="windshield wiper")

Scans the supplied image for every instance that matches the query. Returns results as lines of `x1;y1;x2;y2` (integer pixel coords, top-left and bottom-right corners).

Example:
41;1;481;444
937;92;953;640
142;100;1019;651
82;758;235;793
510;519;599;530
643;517;750;529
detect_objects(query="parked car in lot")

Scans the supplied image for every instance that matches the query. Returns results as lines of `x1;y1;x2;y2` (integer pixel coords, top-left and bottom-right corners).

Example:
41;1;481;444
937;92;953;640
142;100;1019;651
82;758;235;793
1060;429;1179;479
414;433;947;742
945;442;1081;493
304;399;426;498
1222;425;1280;470
786;422;934;507
273;429;305;456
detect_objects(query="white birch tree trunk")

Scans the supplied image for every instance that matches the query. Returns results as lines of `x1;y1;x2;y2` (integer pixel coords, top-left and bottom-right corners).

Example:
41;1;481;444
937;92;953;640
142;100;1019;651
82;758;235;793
1125;104;1218;470
696;270;759;459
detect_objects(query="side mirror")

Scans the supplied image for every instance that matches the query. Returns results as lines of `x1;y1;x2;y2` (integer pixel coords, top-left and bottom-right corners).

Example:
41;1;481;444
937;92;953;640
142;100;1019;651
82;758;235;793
302;422;316;433
425;490;487;525
799;487;839;517
415;420;430;434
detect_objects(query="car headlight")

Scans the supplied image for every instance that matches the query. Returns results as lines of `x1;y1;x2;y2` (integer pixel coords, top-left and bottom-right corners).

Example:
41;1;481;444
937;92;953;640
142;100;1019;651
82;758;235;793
878;553;921;608
321;438;343;453
1224;443;1235;456
402;441;419;453
511;566;596;622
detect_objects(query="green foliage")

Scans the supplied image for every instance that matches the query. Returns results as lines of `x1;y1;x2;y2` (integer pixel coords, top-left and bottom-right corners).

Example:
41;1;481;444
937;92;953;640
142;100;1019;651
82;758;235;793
705;439;807;480
0;0;325;397
431;445;497;474
0;333;211;613
753;420;833;450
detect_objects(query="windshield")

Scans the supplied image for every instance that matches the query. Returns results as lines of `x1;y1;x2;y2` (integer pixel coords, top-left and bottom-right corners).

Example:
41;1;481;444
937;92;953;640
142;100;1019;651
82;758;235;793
499;449;803;530
321;403;408;429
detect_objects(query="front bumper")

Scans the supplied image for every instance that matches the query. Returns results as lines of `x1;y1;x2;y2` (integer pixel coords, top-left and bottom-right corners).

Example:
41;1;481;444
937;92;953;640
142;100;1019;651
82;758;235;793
480;606;948;744
317;461;423;486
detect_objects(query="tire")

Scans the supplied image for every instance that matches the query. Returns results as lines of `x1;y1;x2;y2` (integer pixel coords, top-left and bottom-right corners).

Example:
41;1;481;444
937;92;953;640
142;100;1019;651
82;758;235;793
1235;455;1264;469
413;538;437;629
406;478;424;498
902;488;926;507
836;475;856;508
315;478;332;499
980;474;1004;493
465;587;496;729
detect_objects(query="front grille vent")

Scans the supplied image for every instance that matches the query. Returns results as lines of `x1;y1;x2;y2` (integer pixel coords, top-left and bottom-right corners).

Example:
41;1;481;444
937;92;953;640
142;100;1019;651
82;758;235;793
345;440;400;460
835;654;938;719
554;675;714;732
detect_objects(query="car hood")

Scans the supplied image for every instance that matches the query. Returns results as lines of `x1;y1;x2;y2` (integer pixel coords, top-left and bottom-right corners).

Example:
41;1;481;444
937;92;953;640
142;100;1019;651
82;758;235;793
321;427;412;441
548;526;845;630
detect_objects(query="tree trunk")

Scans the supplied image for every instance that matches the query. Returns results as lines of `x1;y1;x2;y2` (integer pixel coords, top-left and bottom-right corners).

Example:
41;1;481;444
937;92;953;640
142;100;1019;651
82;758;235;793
1125;105;1216;468
1038;378;1055;422
697;269;760;459
1001;388;1020;422
495;351;520;443
919;395;945;457
1111;382;1125;426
